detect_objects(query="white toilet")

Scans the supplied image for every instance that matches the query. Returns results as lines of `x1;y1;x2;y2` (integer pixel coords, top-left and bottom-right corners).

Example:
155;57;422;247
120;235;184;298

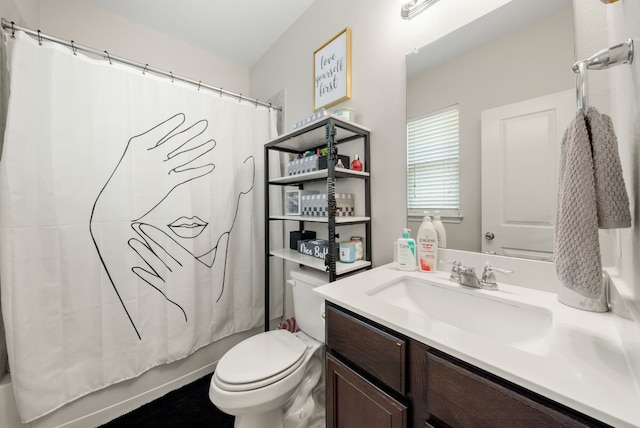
209;268;327;428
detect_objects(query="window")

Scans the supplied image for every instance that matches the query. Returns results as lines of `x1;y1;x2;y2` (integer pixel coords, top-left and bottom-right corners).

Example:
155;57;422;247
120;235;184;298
407;105;460;217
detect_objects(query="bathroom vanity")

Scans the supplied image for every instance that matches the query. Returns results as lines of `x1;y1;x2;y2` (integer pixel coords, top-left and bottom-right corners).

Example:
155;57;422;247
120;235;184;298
316;263;640;428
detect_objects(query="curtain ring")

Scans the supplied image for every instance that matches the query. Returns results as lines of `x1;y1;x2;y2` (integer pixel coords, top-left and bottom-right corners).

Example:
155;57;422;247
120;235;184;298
70;40;77;55
219;87;223;97
269;103;273;111
197;81;201;91
255;98;259;108
142;64;148;75
170;71;174;83
10;21;15;39
239;94;243;103
37;29;42;46
104;51;112;65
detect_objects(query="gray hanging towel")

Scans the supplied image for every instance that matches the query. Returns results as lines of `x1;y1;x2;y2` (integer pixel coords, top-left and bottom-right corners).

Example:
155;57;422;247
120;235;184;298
554;110;602;299
587;107;632;229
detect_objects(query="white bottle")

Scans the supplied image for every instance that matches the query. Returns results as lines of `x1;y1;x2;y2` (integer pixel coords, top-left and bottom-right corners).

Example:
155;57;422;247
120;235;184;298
397;228;416;271
432;211;447;248
417;215;438;273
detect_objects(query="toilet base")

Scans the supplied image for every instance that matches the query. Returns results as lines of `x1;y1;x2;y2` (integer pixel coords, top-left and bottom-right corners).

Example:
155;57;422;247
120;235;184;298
235;408;283;428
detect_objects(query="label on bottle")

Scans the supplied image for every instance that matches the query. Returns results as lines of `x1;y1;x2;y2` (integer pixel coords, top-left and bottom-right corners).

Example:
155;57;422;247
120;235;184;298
418;237;436;271
398;240;415;268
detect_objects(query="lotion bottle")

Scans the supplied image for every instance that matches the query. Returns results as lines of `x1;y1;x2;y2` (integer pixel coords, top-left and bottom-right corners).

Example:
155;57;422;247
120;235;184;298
417;214;438;272
432;211;447;248
397;228;416;271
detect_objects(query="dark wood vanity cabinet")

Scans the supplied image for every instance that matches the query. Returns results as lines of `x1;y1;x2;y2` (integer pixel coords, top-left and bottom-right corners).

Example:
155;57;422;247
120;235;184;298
325;302;609;428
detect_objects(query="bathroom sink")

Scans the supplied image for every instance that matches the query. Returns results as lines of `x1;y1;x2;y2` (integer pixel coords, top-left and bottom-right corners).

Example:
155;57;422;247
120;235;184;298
366;276;552;355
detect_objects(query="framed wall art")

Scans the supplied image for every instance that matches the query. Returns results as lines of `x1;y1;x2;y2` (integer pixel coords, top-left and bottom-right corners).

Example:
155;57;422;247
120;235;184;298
313;28;352;111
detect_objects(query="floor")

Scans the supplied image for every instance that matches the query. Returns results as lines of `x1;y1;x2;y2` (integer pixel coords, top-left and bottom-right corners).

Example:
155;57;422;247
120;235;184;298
99;374;234;427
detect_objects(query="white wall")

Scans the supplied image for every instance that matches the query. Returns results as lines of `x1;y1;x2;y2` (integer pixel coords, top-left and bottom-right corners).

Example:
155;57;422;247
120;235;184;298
0;0;40;27
250;0;512;266
406;8;575;252
40;0;249;96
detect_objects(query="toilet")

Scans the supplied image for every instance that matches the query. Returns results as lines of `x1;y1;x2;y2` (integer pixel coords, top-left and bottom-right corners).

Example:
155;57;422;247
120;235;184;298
209;268;327;428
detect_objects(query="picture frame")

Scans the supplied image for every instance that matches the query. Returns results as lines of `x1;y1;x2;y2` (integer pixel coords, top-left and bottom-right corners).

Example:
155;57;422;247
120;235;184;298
313;28;352;111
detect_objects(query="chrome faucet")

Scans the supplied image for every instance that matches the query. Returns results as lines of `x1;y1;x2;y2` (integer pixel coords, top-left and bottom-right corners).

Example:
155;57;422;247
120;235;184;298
444;261;512;290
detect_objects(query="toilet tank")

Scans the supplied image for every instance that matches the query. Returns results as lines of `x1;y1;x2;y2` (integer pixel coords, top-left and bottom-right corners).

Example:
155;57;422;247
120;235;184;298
290;269;328;343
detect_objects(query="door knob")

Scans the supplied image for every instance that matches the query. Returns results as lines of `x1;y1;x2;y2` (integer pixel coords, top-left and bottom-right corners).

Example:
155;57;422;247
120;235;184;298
484;232;495;241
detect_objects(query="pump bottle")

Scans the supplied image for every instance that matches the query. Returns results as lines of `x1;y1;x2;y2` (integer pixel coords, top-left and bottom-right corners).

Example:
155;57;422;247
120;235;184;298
417;214;438;272
432;211;447;248
397;228;416;271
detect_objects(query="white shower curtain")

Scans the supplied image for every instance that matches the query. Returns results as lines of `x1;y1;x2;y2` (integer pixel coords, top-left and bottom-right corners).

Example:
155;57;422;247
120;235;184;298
0;31;279;422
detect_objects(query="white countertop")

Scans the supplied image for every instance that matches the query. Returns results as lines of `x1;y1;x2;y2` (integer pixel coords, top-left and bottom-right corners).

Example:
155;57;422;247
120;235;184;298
314;263;640;428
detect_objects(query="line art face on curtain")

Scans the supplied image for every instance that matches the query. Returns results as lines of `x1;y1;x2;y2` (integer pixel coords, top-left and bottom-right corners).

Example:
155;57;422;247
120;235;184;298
0;31;279;422
89;113;255;340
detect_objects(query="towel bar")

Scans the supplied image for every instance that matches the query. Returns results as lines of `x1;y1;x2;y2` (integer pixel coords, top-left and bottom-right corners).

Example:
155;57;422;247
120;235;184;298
572;39;634;112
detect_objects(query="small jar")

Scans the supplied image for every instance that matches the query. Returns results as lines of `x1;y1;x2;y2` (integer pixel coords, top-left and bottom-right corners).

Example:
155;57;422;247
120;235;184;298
339;242;356;263
350;236;364;260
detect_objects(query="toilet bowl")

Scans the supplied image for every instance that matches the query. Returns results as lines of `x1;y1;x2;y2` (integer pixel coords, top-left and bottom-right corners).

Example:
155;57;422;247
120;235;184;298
209;268;327;428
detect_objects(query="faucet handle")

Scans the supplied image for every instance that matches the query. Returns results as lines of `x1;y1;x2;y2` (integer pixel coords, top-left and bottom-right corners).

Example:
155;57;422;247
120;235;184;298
439;259;462;282
481;263;513;288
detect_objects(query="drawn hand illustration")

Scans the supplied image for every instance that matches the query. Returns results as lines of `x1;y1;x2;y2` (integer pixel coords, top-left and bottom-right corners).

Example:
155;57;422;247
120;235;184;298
128;222;229;321
95;113;216;223
89;113;255;340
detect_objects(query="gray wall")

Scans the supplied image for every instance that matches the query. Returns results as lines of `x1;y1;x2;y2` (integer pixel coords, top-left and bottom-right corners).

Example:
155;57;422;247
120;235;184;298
406;7;575;252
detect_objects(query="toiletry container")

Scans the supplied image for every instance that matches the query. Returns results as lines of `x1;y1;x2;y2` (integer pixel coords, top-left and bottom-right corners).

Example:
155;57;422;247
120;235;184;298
397;229;416;271
432;212;447;248
417;214;438;272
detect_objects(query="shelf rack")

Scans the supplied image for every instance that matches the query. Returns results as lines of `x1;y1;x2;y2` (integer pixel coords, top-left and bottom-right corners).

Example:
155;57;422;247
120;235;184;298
263;116;372;330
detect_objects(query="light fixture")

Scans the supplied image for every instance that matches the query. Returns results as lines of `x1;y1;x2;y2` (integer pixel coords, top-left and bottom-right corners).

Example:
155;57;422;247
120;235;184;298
400;0;440;20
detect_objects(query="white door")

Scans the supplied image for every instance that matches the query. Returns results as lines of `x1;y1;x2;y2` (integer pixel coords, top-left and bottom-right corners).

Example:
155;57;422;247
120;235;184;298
481;89;574;261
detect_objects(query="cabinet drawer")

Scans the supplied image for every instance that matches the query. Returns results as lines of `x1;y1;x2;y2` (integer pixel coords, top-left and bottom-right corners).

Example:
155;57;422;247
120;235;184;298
327;304;406;395
427;353;598;428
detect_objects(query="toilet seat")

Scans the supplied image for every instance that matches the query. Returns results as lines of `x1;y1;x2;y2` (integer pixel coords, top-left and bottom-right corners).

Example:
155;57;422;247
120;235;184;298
214;330;308;392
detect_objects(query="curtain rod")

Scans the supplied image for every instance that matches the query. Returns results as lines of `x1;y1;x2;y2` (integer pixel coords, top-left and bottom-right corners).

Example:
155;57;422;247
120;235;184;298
1;18;282;112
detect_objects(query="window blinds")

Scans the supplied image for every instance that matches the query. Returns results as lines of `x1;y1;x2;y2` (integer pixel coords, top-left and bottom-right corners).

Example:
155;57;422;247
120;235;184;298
407;105;460;214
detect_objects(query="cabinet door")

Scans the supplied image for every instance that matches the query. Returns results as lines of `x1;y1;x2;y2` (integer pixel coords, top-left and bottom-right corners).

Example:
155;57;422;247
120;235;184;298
327;354;407;428
427;352;601;428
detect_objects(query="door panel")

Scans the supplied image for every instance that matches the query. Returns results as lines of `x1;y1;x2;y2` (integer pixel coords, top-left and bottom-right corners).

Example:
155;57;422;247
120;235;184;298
481;89;574;260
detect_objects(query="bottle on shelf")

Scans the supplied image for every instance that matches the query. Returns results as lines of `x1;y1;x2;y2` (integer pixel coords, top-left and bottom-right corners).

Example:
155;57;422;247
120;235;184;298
351;154;363;171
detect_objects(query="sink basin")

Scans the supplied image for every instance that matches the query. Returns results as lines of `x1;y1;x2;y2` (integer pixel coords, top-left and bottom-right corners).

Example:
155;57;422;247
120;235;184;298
366;276;552;355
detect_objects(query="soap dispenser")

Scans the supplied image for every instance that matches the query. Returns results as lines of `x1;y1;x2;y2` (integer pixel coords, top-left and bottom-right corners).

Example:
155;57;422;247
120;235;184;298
397;229;416;271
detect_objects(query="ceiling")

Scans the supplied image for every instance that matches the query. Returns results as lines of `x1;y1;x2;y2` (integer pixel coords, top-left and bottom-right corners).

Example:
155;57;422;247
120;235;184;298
87;0;315;67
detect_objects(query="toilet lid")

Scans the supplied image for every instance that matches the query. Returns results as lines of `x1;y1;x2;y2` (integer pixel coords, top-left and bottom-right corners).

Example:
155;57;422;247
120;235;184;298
215;330;307;388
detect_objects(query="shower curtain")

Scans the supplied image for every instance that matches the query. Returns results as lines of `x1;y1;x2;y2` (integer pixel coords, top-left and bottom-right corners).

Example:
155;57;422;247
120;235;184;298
0;31;279;422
